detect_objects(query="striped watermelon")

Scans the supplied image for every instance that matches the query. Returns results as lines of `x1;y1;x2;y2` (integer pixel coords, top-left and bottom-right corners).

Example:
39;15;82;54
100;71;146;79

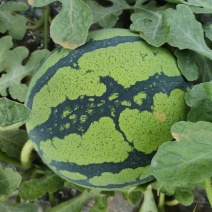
25;28;190;190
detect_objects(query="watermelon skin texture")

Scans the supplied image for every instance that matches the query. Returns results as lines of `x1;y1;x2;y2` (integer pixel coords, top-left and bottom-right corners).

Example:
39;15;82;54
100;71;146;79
25;28;190;190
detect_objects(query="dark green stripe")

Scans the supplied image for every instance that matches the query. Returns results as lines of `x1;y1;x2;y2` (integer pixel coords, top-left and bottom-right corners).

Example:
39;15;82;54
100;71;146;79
26;36;141;110
29;73;188;144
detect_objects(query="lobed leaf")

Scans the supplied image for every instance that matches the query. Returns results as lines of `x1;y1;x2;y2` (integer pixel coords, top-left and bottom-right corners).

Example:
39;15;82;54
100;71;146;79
0;165;22;197
151;121;212;187
0;2;28;39
0;98;31;130
0;36;13;73
164;4;212;60
50;0;93;49
85;0;130;28
0;44;49;102
0;129;28;159
130;2;170;47
0;203;37;212
174;49;198;81
19;171;64;201
48;190;100;212
90;194;108;212
204;24;212;41
174;189;194;206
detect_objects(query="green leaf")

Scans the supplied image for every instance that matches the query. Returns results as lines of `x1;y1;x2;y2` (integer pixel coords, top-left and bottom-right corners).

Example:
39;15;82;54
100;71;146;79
90;194;108;212
187;98;212;122
190;52;212;82
0;36;13;73
0;45;49;101
174;50;198;81
19;171;64;201
204;24;212;41
28;0;56;7
130;2;170;47
174;189;194;206
0;165;22;197
182;0;212;13
85;0;130;28
152;181;175;196
122;189;142;205
0;2;28;39
0;203;37;212
185;81;212;107
139;185;157;212
151;121;212;187
0;98;31;130
48;190;100;212
51;0;93;49
0;129;28;159
164;4;212;60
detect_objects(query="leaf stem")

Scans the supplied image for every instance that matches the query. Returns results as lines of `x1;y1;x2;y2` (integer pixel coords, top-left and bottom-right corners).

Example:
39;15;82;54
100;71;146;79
0;149;22;168
204;178;212;207
165;199;179;206
48;192;56;207
43;6;49;49
21;139;35;169
26;16;44;30
158;192;165;212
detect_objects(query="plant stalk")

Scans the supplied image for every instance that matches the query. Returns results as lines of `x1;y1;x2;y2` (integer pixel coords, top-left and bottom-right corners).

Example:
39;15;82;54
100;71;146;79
21;139;35;169
204;178;212;207
158;192;165;212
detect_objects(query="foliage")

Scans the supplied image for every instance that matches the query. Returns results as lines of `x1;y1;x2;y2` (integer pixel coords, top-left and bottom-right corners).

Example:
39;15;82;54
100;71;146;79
0;0;212;211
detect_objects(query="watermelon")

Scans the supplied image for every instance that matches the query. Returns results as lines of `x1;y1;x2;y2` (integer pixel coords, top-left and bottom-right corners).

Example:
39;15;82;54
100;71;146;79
25;28;190;190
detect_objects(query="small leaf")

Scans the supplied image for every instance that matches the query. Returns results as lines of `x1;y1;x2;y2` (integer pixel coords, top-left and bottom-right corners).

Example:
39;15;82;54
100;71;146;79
174;49;198;81
49;190;100;212
130;2;170;47
204;24;212;41
90;194;108;212
0;46;49;101
0;36;13;72
0;129;28;159
0;2;28;39
190;51;212;82
174;189;194;206
19;171;64;201
187;99;212;122
0;165;22;197
28;0;56;7
50;0;93;49
151;121;212;187
164;4;212;60
185;81;212;107
0;98;31;130
152;181;175;196
139;185;157;212
85;0;130;28
0;203;38;212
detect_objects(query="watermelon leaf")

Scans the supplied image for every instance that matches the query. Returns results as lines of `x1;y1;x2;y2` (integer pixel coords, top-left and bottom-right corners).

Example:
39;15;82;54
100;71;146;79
19;171;64;201
150;121;212;187
0;38;49;101
204;24;212;42
139;185;158;212
173;189;194;206
0;1;28;39
48;190;101;212
0;165;22;197
28;0;93;50
0;36;13;73
0;129;28;160
90;194;108;212
85;0;130;28
174;49;198;81
164;4;212;60
0;98;31;130
0;203;37;212
185;81;212;122
130;2;170;47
